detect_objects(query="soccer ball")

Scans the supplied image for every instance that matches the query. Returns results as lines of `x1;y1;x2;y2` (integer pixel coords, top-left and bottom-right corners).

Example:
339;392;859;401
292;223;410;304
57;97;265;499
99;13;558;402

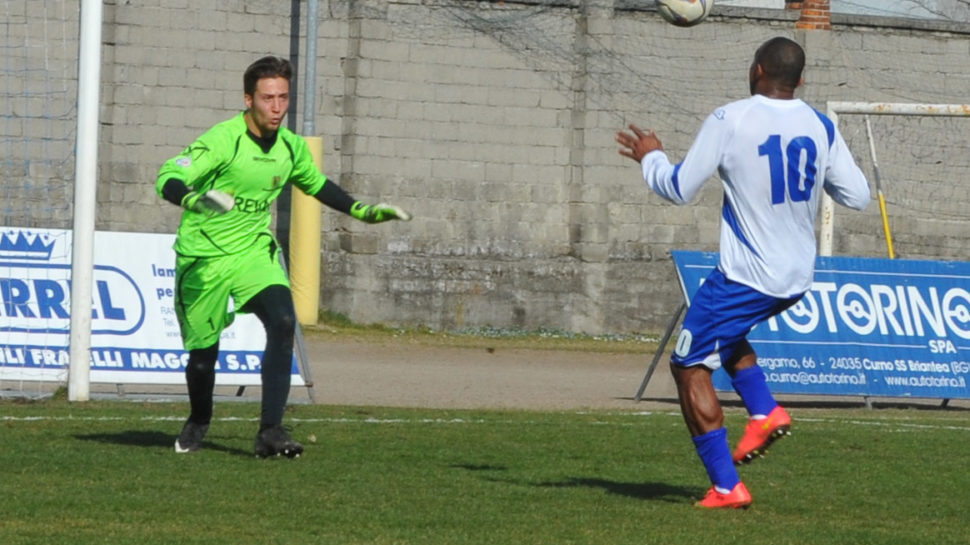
656;0;713;27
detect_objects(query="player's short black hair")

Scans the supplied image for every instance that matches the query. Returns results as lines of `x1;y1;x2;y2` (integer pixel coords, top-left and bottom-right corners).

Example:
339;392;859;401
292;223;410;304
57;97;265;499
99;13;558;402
755;37;805;89
244;56;293;96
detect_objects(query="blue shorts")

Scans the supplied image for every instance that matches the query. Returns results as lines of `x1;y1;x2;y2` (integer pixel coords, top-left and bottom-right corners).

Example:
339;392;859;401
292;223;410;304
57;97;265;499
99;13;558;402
671;267;802;370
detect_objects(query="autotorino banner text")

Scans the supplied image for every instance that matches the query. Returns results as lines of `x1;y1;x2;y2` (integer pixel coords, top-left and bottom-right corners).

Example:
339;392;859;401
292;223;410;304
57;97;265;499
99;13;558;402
673;250;970;399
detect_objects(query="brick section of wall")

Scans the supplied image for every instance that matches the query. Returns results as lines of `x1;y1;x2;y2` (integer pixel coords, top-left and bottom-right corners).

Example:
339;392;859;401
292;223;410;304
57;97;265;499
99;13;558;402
7;0;970;334
796;0;832;30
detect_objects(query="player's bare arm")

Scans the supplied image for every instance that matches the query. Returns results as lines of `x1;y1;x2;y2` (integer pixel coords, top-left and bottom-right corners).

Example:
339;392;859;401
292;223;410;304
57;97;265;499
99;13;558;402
616;123;663;162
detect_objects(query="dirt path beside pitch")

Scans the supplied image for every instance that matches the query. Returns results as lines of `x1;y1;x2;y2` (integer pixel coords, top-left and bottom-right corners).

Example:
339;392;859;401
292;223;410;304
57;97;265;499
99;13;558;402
293;332;970;413
70;330;964;413
296;333;681;411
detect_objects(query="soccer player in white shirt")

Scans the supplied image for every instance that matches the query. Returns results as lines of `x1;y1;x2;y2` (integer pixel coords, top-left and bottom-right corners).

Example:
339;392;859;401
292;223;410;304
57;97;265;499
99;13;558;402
616;37;870;509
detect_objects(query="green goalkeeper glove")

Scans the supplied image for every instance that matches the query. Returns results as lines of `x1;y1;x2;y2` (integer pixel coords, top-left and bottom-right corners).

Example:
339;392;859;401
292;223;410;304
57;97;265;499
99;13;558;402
181;189;235;216
350;201;412;223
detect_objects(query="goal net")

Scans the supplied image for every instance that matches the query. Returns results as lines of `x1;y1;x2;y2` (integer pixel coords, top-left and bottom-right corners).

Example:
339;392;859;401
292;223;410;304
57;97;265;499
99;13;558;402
1;2;78;397
821;102;970;262
1;2;76;229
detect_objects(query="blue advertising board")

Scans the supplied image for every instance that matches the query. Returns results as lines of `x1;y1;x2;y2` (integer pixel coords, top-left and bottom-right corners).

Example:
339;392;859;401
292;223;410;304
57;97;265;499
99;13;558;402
673;251;970;399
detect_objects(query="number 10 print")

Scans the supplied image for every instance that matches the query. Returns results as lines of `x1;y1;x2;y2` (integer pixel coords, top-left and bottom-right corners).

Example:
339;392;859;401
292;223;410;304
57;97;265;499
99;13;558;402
759;134;818;204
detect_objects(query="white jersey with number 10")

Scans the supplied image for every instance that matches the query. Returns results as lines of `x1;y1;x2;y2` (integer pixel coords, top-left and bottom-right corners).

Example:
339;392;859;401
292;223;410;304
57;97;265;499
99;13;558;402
640;94;871;298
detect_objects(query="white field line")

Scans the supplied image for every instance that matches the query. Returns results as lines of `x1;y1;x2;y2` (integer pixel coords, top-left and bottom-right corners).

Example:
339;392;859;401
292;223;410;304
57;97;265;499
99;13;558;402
795;416;970;433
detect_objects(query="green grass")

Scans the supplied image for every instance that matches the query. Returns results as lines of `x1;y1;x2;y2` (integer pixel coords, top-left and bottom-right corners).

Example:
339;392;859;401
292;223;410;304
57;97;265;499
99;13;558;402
1;400;968;544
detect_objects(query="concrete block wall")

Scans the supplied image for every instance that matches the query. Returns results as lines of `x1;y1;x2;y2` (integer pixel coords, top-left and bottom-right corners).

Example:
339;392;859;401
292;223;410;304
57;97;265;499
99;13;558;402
5;0;970;334
1;2;78;228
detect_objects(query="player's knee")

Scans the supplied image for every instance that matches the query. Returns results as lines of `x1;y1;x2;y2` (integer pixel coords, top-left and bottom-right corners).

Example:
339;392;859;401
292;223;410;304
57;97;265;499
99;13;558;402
266;310;295;342
186;345;219;374
247;285;296;342
671;363;724;434
724;344;757;376
694;402;724;431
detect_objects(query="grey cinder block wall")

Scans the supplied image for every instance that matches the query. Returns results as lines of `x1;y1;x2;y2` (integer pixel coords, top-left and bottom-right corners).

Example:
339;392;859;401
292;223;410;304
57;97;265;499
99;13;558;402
10;0;970;334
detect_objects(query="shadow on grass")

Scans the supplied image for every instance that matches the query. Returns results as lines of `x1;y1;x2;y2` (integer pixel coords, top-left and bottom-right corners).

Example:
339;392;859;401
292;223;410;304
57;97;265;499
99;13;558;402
74;430;251;457
451;464;698;504
534;477;700;504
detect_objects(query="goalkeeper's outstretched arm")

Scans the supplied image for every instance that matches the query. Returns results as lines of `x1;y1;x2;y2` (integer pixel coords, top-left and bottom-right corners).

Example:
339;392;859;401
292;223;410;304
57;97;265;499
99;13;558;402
313;180;411;223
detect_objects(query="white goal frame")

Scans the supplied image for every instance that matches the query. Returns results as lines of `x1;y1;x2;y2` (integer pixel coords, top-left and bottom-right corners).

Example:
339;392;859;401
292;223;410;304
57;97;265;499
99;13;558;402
819;102;970;257
68;0;104;402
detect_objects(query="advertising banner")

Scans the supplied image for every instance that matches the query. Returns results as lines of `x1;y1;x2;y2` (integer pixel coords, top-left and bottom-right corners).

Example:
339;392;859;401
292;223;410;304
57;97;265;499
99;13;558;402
673;250;970;399
0;227;303;386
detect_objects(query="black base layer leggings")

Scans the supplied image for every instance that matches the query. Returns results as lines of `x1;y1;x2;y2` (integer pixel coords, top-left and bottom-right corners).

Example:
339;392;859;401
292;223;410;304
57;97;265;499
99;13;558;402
184;284;296;430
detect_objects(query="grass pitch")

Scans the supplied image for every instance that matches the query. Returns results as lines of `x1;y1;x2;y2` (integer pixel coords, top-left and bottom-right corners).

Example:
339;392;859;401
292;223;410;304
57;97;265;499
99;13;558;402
1;400;968;545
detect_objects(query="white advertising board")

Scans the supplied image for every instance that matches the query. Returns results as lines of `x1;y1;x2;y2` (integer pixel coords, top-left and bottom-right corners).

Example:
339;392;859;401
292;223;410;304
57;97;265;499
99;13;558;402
0;227;303;386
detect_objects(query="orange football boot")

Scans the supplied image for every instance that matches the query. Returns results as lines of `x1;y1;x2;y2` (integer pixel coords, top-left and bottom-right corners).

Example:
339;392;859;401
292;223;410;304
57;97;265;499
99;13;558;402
695;482;752;509
733;405;791;464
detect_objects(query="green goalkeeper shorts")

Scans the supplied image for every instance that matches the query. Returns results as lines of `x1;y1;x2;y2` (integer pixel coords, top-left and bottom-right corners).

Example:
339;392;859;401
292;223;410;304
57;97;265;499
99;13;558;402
173;237;289;351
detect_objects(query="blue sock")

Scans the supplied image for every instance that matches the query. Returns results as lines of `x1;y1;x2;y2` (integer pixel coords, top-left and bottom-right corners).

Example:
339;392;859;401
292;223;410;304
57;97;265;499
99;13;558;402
692;427;739;492
731;365;777;418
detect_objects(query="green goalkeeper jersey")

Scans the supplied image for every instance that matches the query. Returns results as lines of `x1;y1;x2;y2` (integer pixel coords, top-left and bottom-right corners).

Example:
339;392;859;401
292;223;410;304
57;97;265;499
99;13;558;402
156;112;327;257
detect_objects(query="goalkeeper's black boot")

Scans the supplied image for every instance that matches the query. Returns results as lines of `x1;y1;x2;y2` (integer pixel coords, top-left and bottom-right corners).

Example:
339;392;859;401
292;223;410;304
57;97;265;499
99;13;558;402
175;420;209;453
254;424;303;459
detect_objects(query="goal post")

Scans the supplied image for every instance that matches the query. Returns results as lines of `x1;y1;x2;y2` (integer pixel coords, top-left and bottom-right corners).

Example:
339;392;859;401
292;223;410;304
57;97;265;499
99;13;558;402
67;0;104;402
820;102;970;258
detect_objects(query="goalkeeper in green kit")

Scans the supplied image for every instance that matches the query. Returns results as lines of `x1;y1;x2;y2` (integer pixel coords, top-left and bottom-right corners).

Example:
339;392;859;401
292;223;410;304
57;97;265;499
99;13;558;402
156;56;410;458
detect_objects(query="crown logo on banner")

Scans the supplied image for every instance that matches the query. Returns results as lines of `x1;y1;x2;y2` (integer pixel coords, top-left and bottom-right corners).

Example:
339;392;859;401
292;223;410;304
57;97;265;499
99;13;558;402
0;231;57;260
